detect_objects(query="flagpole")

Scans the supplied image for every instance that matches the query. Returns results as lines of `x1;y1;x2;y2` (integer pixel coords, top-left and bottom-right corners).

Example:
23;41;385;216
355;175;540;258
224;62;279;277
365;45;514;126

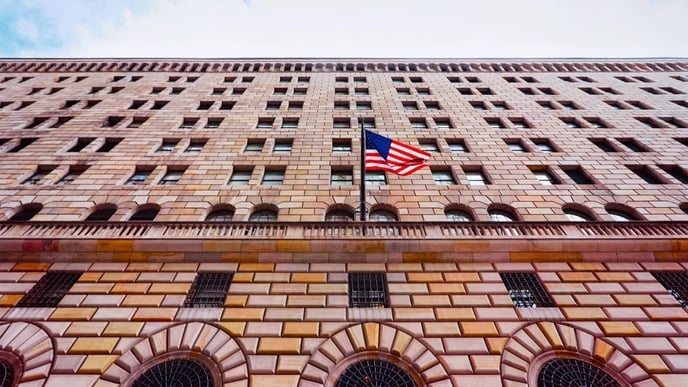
359;117;366;222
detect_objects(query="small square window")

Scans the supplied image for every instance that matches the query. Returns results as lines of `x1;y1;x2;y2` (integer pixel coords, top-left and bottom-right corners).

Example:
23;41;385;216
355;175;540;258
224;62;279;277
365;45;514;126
129;100;146;109
331;167;354;186
262;168;285;185
220;101;236;110
531;139;557;153
354;88;369;95
242;76;255;83
457;87;473;95
257;118;275;128
224;76;236;83
266;101;282;110
562;166;595;184
391;76;404;83
447;139;468;153
128;116;148;128
590;138;618;153
397;88;411;95
402;101;418;111
185;139;207;153
434;118;453;129
57;165;88;185
485;118;505;129
336;76;349;83
470;101;487;110
477;87;494;95
198;101;214;110
273;139;293;152
464;168;489;186
560;118;581;128
505;140;527;153
151;100;169;110
335;88;349;95
447;76;461;83
418;139;439;153
538;87;556;95
410;118;427;129
356;102;372;110
157;139;180;152
96;138;122;153
279;76;292;83
432;169;456;185
288;101;303;110
424;101;440;110
297;76;310;83
500;272;554;308
103;116;124;127
232;88;245;95
537;101;554;110
293;88;308;95
180;117;199;129
349;272;388;308
228;168;252;185
332;139;352;152
159;167;186;185
205;118;223;128
68;138;95;152
245;139;265;152
334;101;350;110
212;88;226;95
531;168;560;185
365;170;386;185
183;272;234;308
281;118;299;129
510;118;530;129
274;88;287;95
362;118;376;128
24;117;48;129
353;76;367;83
416;88;431;96
126;167;153;185
409;77;423;83
171;87;185;95
333;118;351;129
62;100;80;109
492;101;509;110
187;76;199;83
23;165;55;185
627;165;665;185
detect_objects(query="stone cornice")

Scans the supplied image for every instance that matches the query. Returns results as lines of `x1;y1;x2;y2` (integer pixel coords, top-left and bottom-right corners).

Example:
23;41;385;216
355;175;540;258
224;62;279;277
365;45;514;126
0;58;686;73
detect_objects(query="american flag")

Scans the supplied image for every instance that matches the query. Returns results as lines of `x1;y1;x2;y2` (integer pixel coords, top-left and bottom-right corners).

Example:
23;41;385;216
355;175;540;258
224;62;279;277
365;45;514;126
365;130;430;176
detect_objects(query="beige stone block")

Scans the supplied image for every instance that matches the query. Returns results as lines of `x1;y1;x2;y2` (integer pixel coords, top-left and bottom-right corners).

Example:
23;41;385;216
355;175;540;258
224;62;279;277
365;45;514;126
257;338;301;354
70;338;119;354
79;355;119;373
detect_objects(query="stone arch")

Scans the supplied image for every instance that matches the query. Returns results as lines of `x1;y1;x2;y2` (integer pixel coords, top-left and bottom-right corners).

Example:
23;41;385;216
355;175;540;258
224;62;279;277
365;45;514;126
299;322;450;387
0;321;54;386
500;321;655;386
99;322;248;386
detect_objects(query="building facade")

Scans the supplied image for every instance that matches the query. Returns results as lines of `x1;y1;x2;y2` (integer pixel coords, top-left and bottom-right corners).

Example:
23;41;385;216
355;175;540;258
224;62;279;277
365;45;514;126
0;58;686;386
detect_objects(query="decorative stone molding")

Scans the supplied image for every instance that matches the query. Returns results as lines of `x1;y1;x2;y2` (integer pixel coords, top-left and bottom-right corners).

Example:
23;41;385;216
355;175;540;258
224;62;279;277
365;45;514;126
500;321;656;386
0;321;54;386
98;322;248;386
299;322;450;387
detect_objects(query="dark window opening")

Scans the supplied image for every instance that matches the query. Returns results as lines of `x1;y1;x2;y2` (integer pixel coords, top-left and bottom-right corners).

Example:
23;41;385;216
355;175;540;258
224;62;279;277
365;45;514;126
183;272;234;308
349;272;388;308
652;271;688;307
18;271;82;307
335;359;416;387
500;272;554;308
132;359;213;387
538;358;619;387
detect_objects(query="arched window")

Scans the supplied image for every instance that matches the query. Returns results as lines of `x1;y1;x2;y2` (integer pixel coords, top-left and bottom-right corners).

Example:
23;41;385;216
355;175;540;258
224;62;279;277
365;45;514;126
132;358;214;387
488;210;516;222
0;359;14;387
86;205;117;221
538;358;619;387
564;209;592;222
607;210;635;221
249;209;277;221
445;209;473;222
9;203;42;221
325;209;354;222
605;204;642;222
369;210;397;222
336;359;416;387
206;209;234;222
130;206;160;221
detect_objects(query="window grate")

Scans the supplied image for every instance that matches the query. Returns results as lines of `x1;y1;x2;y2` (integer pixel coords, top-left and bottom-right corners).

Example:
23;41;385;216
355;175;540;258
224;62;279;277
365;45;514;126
500;272;553;308
17;271;82;307
183;272;233;308
132;358;213;387
349;272;388;308
538;358;619;387
651;271;688;307
336;359;416;387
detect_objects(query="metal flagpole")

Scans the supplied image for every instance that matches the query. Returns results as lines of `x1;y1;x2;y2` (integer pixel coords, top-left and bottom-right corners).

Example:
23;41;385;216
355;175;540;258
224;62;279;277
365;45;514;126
359;117;366;222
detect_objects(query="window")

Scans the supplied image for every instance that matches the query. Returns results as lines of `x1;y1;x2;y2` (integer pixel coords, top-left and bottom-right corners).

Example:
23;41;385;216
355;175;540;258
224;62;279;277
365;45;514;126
206;208;234;222
97;138;122;152
212;87;225;95
297;76;309;83
489;210;516;222
506;140;527;153
336;359;415;387
457;87;473;95
242;76;254;83
288;101;303;110
126;166;153;185
10;204;42;221
532;139;556;152
447;139;468;153
109;86;123;94
249;209;277;221
509;118;530;129
273;87;287;95
584;117;609;128
392;76;404;83
418;139;439;153
333;118;351;129
279;76;292;83
397;88;411;95
8;137;37;153
257;118;274;128
635;117;662;128
604;100;626;110
25;117;48;129
627;165;664;184
197;101;213;110
589;138;618;152
499;272;553;307
128;116;148;128
156;139;179;152
325;209;354;222
354;88;369;95
158;167;185;185
273;139;293;152
445;209;472;221
335;87;349;95
331;167;353;186
262;168;285;185
464;168;489;186
86;206;117;221
332;139;352;152
28;87;43;95
607;208;637;221
220;101;235;110
402;101;418;111
17;271;82;307
562;166;594;184
559;101;579;110
179;117;199;129
416;87;431;95
564;209;593;222
410;118;427;129
432;169;456;185
531;168;560;185
538;358;620;387
369;210;397;221
168;76;180;82
424;101;440;110
244;139;265;152
170;87;184;95
477;87;494;95
130;207;159;221
560;117;581;128
186;76;198;83
185;139;207;153
150;87;164;95
205;118;223;128
293;88;308;95
281;118;299;129
84;100;100;109
348;272;388;308
48;87;63;95
356;101;372;110
365;170;386;185
228;168;252;186
362;118;376;128
651;271;688;307
470;101;487;110
57;165;88;185
671;100;688;109
183;272;234;308
616;138;650;152
68;138;95;152
334;101;350;110
129;100;146;109
354;76;367;83
658;165;688;184
23;166;55;185
485;118;505;129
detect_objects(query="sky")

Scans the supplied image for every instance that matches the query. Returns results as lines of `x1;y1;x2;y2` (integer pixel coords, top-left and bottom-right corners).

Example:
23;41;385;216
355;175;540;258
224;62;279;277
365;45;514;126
0;0;686;58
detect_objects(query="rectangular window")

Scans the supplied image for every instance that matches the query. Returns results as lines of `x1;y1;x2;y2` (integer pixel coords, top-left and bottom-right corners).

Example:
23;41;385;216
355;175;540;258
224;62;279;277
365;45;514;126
365;170;386;185
97;137;122;153
432;169;456;185
266;101;282;110
198;101;214;110
651;271;688;307
671;100;688;109
281;118;299;129
220;101;236;110
157;139;180;152
485;118;505;129
17;271;83;307
25;117;49;129
224;76;236;83
8;137;38;153
185;139;207;153
416;88;431;95
244;139;265;152
584;117;609;128
183;272;234;308
589;138;618;152
50;116;73;128
604;100;626;110
333;118;351;129
279;76;292;83
159;167;186;185
354;88;369;95
499;272;554;308
509;118;530;129
505;139;528;153
447;139;468;153
434;118;453;128
212;88;226;95
129;100;146;109
288;101;303;110
293;88;307;95
402;101;418;111
126;166;154;185
397;88;411;95
257;118;275;128
151;100;169;110
562;166;595;184
228;168;252;186
356;102;372;110
616;138;651;152
334;101;350;110
530;167;560;186
531;138;556;153
273;87;287;95
463;168;490;186
410;118;428;129
659;165;688;184
128;116;149;128
627;165;665;184
171;87;185;95
332;139;352;152
57;165;88;185
68;138;95;152
424;101;441;110
273;139;293;153
457;87;473;95
418;139;439;153
205;118;223;128
179;117;199;129
470;101;487;110
335;87;349;95
331;167;353;186
349;272;388;308
560;117;582;128
492;101;509;110
61;100;80;109
242;76;254;83
354;76;367;83
23;165;55;185
262;168;285;185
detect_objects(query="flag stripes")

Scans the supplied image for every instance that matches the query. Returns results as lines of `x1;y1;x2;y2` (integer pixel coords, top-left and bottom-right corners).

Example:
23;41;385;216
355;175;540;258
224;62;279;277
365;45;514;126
364;130;430;176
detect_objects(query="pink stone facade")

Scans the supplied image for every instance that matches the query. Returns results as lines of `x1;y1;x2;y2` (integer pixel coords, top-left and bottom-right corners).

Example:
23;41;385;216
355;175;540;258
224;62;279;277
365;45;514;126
0;59;687;386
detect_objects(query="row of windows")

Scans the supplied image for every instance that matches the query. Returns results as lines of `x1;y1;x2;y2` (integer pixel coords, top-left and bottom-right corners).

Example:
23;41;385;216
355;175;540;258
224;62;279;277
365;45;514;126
9;201;686;223
13;269;688;309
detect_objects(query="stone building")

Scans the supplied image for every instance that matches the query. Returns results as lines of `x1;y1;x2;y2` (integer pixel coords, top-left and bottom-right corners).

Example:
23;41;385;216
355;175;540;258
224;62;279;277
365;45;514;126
0;58;687;386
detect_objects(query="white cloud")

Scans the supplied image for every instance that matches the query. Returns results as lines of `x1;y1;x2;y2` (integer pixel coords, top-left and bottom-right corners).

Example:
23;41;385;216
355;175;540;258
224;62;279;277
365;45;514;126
8;0;688;58
13;18;40;42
